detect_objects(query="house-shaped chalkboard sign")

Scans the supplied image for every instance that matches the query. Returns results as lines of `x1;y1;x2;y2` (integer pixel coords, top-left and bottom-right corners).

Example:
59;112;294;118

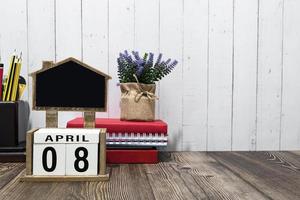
30;57;111;112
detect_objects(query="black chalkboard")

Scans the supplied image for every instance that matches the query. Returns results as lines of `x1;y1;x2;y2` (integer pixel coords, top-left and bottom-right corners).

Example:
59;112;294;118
35;61;106;109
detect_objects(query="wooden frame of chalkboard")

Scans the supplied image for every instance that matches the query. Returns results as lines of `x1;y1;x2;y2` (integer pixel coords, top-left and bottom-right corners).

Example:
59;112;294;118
30;57;111;112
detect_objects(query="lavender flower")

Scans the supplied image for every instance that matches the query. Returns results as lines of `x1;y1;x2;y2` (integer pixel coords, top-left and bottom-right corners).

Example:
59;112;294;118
155;53;162;66
136;66;144;77
165;58;171;65
147;53;154;67
169;60;178;69
117;50;178;84
135;59;145;77
132;51;141;60
119;51;133;63
124;50;129;56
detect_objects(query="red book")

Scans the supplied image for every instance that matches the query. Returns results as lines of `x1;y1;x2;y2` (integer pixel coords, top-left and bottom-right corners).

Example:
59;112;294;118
67;118;168;134
107;148;158;164
0;64;3;101
67;118;166;163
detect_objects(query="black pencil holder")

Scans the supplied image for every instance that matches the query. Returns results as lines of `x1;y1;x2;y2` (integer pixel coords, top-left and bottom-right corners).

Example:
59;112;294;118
0;101;30;147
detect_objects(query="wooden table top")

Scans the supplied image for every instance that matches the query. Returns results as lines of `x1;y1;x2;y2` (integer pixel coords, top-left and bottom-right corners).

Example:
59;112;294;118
0;151;300;200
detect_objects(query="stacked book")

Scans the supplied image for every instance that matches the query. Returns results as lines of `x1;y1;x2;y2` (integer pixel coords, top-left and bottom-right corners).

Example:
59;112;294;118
67;118;168;163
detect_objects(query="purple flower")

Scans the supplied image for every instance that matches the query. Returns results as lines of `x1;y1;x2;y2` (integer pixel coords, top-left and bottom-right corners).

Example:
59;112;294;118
135;59;145;77
169;60;178;69
132;51;141;60
119;51;133;63
155;53;162;65
135;59;145;66
165;58;171;65
117;50;177;84
136;66;144;76
147;53;154;66
124;50;129;56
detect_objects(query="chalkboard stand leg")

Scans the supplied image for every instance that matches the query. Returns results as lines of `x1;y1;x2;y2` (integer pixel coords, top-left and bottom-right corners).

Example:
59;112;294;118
84;111;95;128
46;110;58;128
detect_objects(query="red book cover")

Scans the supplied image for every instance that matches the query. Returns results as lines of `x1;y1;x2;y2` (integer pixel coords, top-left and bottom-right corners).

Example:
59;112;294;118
106;148;158;164
0;64;3;101
67;118;168;134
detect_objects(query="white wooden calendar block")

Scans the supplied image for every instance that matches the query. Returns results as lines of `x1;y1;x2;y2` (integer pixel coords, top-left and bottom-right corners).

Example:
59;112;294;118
65;144;98;176
34;128;99;144
33;144;65;176
32;128;100;176
22;128;108;182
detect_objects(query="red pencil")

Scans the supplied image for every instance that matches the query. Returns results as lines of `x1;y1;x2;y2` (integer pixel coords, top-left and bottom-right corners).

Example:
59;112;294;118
0;63;3;101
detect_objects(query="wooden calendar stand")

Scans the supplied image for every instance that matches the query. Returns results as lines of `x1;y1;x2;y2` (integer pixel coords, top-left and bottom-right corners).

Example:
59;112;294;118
22;58;111;182
20;127;109;182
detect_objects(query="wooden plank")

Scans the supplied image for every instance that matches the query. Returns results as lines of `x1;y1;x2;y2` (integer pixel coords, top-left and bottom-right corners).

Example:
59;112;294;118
37;165;147;199
0;0;28;101
95;165;156;200
20;174;109;182
45;110;58;128
0;170;86;199
25;129;38;175
256;0;283;150
134;0;160;120
182;0;208;151
207;0;233;151
210;152;300;199
147;152;268;199
231;0;258;151
99;129;107;175
291;151;300;156
0;163;25;190
83;111;95;128
2;152;300;199
108;0;134;118
82;0;109;118
146;162;197;199
281;0;300;150
27;0;55;129
268;151;300;170
175;152;269;199
55;0;82;127
159;0;183;151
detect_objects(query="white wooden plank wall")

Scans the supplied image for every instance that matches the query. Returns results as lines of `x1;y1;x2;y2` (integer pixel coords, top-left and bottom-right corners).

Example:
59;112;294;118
232;0;258;151
160;0;183;150
257;0;283;150
207;0;233;151
182;0;208;151
0;0;300;151
281;0;300;150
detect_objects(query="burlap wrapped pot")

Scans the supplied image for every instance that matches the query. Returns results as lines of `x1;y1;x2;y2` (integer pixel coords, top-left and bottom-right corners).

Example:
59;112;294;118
120;82;156;121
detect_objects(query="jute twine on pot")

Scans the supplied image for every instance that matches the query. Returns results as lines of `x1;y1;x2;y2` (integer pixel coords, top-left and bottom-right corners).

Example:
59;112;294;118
120;74;158;121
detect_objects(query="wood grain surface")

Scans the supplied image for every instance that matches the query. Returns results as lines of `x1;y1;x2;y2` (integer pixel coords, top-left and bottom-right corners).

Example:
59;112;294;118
0;152;300;200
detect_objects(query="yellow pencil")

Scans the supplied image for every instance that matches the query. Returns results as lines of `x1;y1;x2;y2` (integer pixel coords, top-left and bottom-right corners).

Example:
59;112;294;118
11;56;22;101
3;52;16;101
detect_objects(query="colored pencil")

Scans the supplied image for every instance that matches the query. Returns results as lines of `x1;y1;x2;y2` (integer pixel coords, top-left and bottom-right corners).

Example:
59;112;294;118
11;55;22;101
0;63;3;101
3;52;16;101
